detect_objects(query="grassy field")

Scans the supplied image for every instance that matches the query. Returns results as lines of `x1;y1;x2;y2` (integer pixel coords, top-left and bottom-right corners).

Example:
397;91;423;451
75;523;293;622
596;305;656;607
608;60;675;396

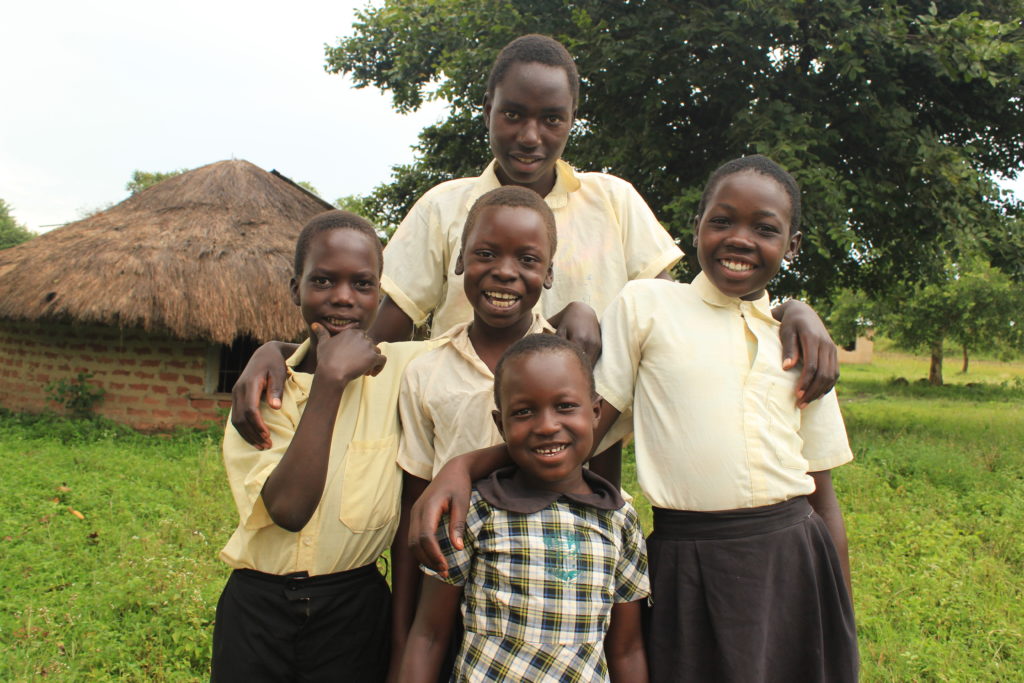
1;349;1022;681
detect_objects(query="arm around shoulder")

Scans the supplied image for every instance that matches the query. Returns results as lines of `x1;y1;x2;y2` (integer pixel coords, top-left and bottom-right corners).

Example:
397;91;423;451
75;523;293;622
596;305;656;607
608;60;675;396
230;340;299;449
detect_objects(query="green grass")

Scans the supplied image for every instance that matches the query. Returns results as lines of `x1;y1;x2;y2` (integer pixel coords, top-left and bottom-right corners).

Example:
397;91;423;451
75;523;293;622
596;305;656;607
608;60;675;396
2;350;1023;681
0;414;235;681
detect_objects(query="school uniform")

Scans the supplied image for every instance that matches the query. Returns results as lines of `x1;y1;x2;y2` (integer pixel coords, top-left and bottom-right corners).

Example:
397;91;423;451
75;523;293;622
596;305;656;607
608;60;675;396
397;313;554;480
213;338;433;683
426;467;650;683
381;159;683;338
595;274;858;682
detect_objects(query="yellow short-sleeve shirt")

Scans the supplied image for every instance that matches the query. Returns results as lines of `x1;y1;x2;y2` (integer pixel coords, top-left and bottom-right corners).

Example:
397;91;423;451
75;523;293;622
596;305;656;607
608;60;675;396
219;338;435;576
397;314;554;480
381;160;683;337
595;275;853;512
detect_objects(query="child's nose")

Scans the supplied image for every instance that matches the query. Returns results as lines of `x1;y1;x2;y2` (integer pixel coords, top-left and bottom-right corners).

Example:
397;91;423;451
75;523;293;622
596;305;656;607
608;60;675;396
724;227;756;248
517;118;541;146
534;409;560;434
493;257;518;279
330;284;355;305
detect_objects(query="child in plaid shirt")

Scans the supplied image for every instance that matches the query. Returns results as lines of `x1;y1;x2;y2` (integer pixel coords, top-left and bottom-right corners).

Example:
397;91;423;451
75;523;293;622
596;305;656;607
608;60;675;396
398;334;650;683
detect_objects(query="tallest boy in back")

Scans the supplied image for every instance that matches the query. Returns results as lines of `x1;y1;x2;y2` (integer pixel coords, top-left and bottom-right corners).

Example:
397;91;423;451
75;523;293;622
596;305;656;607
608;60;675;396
231;35;837;454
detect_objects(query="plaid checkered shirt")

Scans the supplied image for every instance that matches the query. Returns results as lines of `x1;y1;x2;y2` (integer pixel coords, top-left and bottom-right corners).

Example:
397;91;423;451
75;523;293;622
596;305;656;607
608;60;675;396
424;469;650;682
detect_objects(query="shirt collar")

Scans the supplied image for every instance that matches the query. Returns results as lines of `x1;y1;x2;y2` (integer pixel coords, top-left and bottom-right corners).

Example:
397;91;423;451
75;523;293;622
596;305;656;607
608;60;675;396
691;272;776;324
441;313;555;379
476;466;625;514
284;338;314;392
467;159;581;211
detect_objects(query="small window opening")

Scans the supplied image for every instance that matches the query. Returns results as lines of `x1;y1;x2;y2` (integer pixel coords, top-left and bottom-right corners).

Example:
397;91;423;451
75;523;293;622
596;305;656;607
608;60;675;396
216;336;260;393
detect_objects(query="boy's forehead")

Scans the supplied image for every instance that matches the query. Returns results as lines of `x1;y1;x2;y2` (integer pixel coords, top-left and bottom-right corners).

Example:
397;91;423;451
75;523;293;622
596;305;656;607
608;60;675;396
467;205;552;251
500;349;588;393
305;228;381;269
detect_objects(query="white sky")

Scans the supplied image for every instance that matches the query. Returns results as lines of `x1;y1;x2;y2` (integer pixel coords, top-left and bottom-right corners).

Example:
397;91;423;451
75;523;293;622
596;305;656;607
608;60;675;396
1;0;447;233
2;1;1021;234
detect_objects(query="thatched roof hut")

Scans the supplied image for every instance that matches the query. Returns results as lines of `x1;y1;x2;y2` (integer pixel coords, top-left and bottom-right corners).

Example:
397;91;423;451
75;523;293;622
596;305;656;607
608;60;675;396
0;160;333;344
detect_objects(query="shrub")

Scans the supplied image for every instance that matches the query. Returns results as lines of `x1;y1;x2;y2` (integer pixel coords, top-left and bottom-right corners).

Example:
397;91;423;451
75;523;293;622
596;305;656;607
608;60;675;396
45;372;106;419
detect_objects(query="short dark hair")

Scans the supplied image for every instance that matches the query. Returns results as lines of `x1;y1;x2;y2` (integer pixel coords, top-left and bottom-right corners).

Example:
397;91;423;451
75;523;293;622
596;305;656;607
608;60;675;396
486;34;580;109
293;210;383;278
493;333;594;408
696;155;802;235
461;186;558;257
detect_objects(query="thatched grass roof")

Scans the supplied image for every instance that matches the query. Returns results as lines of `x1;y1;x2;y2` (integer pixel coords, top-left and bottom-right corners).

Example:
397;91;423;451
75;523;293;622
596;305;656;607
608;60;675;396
0;160;334;344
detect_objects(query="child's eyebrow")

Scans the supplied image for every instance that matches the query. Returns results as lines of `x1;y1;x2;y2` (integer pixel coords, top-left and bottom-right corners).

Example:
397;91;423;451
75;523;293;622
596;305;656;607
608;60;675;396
712;202;780;219
500;98;572;114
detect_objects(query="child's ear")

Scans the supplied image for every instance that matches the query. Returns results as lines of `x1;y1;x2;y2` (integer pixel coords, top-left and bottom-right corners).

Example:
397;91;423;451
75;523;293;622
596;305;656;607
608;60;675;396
482;92;493;123
543;264;554;289
785;231;803;261
491;409;504;438
290;277;300;306
591;396;603;428
455;252;465;276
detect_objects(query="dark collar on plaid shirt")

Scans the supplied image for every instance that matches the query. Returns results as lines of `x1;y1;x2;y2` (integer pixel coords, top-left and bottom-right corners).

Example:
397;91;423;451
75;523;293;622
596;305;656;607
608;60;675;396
476;466;625;514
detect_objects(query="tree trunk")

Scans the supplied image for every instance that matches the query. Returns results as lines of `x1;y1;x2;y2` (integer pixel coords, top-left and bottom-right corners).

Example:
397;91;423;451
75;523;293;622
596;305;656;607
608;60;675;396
961;344;969;374
929;341;944;386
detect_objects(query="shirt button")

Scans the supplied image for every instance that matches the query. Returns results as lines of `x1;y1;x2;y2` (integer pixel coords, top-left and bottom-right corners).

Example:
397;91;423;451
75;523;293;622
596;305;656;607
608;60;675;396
302;537;313;546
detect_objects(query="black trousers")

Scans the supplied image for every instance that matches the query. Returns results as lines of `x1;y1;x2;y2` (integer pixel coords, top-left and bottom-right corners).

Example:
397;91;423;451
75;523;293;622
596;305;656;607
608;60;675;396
211;564;391;683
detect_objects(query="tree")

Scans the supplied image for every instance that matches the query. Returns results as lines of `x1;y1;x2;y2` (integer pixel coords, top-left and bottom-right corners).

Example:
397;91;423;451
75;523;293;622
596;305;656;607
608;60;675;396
126;169;186;195
326;0;1024;299
828;258;1024;385
297;180;321;196
0;199;34;249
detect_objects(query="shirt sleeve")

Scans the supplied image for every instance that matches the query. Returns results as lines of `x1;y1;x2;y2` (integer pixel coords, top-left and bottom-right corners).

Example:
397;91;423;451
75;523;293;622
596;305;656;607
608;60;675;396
421;492;486;587
799;389;854;472
381;193;450;326
594;285;643;416
221;404;299;531
615;180;683;280
397;361;438;480
613;505;651;603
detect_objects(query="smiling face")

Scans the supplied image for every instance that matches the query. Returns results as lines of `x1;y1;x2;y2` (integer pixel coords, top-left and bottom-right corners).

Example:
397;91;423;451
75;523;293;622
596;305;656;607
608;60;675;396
693;171;802;301
458;204;554;333
493;349;600;494
484;61;575;197
290;227;381;340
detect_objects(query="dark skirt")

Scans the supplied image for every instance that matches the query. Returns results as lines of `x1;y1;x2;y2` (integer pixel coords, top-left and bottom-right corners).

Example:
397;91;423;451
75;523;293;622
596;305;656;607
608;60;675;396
644;497;858;683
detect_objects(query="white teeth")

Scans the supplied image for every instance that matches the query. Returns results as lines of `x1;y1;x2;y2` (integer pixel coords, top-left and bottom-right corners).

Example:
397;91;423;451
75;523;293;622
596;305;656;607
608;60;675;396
534;445;567;456
720;260;754;272
485;291;520;309
325;317;356;326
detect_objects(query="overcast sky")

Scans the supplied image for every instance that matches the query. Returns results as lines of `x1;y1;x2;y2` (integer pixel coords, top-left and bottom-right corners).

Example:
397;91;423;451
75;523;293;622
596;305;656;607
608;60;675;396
2;0;446;233
3;0;1021;234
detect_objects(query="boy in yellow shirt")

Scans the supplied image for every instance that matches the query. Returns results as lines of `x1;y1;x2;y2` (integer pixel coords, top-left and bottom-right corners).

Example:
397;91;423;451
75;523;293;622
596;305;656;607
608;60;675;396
213;211;434;682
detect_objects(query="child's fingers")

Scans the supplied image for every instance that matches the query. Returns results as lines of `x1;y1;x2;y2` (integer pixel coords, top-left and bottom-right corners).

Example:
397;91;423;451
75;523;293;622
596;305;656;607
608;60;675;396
264;363;287;411
410;494;451;575
231;377;273;449
312;322;330;345
797;342;839;407
366;349;388;377
780;325;800;371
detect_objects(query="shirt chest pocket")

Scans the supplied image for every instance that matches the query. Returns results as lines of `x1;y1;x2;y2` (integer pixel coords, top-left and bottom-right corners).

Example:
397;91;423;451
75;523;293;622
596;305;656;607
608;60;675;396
340;435;401;532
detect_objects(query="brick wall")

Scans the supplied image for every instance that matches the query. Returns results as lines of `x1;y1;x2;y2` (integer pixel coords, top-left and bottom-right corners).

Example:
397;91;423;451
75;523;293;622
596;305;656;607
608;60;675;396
0;319;232;430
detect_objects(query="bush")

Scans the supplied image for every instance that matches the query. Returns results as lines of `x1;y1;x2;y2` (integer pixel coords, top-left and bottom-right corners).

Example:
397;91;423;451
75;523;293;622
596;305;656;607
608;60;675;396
45;372;106;419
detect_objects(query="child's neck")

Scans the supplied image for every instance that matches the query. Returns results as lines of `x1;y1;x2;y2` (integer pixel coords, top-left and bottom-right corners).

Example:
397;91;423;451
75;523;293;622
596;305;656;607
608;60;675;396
512;467;592;496
468;312;535;373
